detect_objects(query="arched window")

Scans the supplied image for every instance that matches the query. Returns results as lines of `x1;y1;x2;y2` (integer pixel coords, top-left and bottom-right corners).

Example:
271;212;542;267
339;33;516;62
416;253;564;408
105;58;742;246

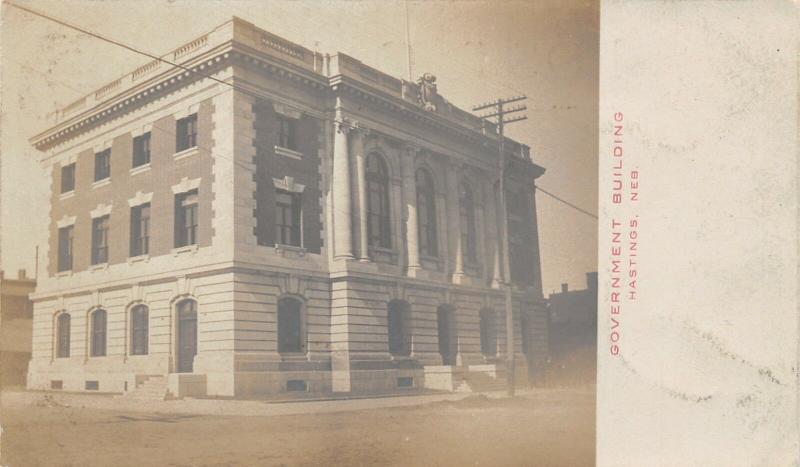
130;305;149;356
387;300;410;356
56;313;71;358
479;309;497;357
366;153;392;249
415;168;438;257
459;183;477;262
90;309;107;357
278;296;305;354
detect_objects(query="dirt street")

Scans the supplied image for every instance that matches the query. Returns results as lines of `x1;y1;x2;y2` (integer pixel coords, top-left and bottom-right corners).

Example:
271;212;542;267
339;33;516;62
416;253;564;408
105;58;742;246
0;388;594;467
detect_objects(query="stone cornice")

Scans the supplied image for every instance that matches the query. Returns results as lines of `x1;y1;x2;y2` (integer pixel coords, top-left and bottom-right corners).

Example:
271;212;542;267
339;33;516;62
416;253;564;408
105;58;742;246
30;16;537;170
31;49;235;151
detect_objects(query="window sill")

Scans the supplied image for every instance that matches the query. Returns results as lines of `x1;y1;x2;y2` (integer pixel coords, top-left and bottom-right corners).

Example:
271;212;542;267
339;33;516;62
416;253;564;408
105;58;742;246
174;146;199;160
89;263;108;272
91;178;111;190
130;163;151;176
172;244;198;256
279;352;309;360
274;146;303;160
127;254;150;264
58;190;76;200
55;270;73;278
274;243;306;257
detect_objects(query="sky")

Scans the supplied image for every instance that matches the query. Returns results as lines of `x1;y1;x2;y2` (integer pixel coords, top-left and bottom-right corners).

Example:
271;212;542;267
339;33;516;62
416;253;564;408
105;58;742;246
0;0;598;295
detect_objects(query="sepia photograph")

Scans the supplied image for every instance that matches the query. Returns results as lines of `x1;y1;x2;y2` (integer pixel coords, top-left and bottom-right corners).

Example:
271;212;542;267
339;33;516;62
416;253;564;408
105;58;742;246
0;1;599;466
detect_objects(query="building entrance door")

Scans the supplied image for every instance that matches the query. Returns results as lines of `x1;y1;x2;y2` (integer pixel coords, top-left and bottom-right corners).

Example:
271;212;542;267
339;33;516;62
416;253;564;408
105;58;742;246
437;305;456;365
177;300;197;373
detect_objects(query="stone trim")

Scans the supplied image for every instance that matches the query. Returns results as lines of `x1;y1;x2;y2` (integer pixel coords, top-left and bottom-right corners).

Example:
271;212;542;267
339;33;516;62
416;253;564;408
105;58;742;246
56;215;77;228
272;176;305;193
58;190;75;201
91;178;111;190
171;177;201;194
274;145;303;160
173;147;200;160
92;140;112;153
272;102;302;119
171;244;199;256
127;191;153;207
173;103;200;121
90;203;112;219
130;123;153;137
129;163;151;176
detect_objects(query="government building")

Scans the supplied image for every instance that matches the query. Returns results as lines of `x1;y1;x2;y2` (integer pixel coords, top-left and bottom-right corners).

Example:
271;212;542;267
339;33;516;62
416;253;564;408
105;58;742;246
27;17;547;398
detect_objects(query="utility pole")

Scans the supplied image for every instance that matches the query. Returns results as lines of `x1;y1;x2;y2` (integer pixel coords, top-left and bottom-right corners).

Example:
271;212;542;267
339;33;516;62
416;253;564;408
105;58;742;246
404;0;413;81
472;95;527;397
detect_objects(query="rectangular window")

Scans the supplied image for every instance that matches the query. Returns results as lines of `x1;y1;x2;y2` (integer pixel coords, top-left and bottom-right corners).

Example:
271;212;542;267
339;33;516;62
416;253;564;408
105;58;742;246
286;380;307;392
85;380;99;391
276;116;296;151
94;149;111;181
57;226;74;272
176;114;198;152
397;377;413;388
60;163;76;193
91;216;110;265
174;190;198;247
130;203;150;257
132;132;151;167
275;190;301;247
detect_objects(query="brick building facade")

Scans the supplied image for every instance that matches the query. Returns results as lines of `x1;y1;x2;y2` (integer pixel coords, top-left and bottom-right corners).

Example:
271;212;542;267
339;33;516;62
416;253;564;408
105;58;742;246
1;270;36;388
27;18;547;398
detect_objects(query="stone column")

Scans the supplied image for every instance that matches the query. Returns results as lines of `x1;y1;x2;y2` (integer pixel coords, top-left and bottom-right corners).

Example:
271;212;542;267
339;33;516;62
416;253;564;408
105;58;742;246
353;130;369;262
332;100;354;260
447;167;465;284
402;144;421;275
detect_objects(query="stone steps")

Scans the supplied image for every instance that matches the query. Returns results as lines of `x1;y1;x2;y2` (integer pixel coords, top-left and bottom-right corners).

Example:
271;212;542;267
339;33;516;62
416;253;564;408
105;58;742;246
121;375;170;401
458;371;507;393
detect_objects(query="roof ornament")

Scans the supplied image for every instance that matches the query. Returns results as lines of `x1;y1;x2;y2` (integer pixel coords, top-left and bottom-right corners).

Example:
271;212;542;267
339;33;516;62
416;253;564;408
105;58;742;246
417;73;438;112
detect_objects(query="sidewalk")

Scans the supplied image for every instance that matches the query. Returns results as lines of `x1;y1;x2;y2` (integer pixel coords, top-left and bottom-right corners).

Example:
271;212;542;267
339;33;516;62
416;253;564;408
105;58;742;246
0;387;537;417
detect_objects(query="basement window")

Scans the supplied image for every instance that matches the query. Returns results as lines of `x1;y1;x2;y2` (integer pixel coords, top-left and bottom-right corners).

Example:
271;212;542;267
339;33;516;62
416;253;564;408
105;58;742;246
85;380;99;391
397;377;413;388
50;380;63;390
286;380;307;392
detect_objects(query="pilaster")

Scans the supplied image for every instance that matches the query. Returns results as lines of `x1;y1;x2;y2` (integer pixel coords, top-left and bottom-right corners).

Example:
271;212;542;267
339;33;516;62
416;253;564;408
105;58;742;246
332;98;354;260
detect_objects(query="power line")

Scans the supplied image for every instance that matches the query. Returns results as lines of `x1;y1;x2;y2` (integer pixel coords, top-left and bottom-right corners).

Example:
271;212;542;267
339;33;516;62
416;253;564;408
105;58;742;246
535;185;597;220
5;1;272;106
9;2;596;223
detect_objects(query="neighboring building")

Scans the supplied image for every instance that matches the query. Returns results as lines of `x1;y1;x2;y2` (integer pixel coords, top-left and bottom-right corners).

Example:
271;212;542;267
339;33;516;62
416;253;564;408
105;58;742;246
27;17;547;398
547;272;597;385
0;270;36;387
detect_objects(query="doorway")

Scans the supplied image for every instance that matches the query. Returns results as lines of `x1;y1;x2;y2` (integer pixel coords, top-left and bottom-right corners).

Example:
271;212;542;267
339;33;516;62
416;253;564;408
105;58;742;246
176;299;197;373
437;305;456;365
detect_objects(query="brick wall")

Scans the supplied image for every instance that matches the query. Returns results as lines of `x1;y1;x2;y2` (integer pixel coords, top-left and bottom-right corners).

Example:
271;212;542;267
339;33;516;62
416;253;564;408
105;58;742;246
251;99;322;253
48;99;215;276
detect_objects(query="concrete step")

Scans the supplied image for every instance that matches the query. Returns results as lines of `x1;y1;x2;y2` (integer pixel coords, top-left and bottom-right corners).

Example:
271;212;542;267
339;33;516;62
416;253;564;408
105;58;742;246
120;375;170;401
